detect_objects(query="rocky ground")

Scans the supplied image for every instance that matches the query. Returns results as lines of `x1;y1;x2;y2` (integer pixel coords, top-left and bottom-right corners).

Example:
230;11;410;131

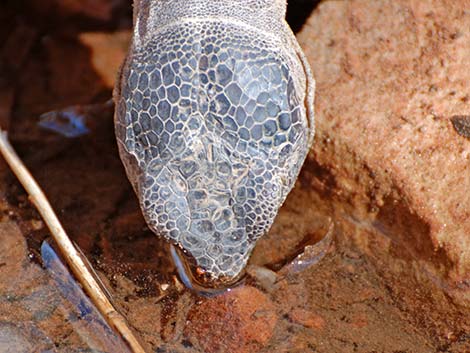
1;0;470;352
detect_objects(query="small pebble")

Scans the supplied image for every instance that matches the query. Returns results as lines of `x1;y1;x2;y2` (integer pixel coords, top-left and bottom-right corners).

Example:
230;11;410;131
246;265;278;291
185;286;277;353
289;308;325;330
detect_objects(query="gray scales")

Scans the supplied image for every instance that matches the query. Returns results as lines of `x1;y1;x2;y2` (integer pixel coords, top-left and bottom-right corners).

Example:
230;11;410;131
114;0;315;289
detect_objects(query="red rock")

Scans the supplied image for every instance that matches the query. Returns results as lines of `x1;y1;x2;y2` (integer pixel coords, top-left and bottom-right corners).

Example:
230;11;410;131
357;288;379;302
289;308;325;330
185;286;277;353
0;222;29;289
298;0;470;304
350;313;369;329
79;31;131;89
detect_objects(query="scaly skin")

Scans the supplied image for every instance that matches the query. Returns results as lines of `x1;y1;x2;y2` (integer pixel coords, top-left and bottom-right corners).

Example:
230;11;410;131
114;0;315;290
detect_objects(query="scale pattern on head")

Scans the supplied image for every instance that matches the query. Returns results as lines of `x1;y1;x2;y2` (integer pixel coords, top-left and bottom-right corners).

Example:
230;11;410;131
115;17;312;280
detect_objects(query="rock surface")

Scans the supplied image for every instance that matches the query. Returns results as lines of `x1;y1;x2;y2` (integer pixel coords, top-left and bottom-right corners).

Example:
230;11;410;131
2;0;470;352
298;0;470;303
185;286;277;353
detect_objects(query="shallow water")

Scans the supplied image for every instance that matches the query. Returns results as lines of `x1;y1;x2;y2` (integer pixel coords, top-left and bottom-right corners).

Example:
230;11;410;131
1;1;469;352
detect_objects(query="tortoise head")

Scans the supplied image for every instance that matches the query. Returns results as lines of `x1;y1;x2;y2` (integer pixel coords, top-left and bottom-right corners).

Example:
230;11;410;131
114;9;313;291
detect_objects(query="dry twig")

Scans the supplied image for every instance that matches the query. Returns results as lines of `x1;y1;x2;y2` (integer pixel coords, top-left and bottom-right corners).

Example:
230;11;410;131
0;130;147;353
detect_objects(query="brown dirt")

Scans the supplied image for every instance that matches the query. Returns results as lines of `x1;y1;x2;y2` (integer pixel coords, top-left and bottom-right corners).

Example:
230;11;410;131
1;1;470;352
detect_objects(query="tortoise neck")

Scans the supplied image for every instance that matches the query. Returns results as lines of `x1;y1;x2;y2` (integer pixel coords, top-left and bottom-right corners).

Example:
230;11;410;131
133;0;287;47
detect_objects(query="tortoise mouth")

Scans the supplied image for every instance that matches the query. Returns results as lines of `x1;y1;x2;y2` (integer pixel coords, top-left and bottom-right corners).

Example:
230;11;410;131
170;244;245;297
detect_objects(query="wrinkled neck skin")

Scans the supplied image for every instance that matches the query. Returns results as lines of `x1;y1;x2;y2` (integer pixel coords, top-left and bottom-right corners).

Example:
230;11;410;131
132;0;287;48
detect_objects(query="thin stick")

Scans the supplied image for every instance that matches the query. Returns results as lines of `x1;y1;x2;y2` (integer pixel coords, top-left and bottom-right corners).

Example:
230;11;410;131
0;130;147;353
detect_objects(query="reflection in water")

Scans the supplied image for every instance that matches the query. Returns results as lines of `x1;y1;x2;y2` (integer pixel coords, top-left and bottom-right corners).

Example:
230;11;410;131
278;220;334;276
41;241;131;353
38;100;113;138
245;219;334;291
39;108;90;138
170;244;244;297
